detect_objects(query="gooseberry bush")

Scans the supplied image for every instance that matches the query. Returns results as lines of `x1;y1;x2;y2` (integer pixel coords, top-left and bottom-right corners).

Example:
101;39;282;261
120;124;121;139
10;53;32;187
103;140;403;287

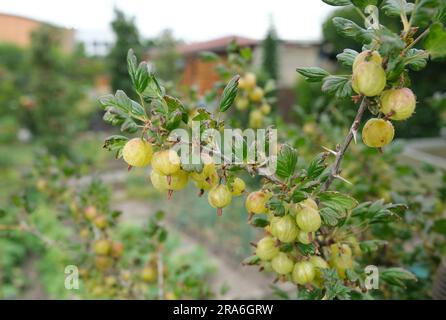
99;0;446;299
0;153;213;299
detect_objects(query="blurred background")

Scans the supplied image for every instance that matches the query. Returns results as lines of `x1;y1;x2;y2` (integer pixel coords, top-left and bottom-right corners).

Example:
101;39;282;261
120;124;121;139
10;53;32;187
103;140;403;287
0;0;445;300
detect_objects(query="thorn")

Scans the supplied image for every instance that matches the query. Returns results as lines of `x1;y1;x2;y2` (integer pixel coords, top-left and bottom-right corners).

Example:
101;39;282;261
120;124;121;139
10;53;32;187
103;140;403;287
321;146;338;156
249;242;257;248
167;175;172;185
247;212;254;223
305;283;314;291
352;95;362;103
308;232;313;242
352;129;358;144
198;189;204;197
127;165;133;171
259;266;264;272
273;277;279;284
378;147;384;154
167;190;173;200
334;174;353;185
217;208;223;216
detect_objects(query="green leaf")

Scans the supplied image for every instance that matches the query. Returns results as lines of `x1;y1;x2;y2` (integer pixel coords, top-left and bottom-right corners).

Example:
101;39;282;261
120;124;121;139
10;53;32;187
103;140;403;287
322;0;352;6
306;153;327;180
351;0;378;10
404;49;429;71
322;76;353;98
242;255;261;266
380;267;417;288
103;135;129;159
296;67;330;82
127;49;150;93
296;243;316;256
359;240;388;253
425;22;446;59
165;110;183;131
319;207;345;226
267;199;286;216
219;75;240;112
291;190;308;203
252;215;270;228
99;90;146;120
319;191;358;211
381;0;415;16
336;49;359;67
431;219;446;233
199;51;220;62
332;17;374;43
276;145;298;179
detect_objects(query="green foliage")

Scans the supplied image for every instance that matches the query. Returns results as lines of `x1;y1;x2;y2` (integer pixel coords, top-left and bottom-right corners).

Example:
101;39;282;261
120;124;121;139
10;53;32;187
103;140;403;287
108;9;142;96
262;23;279;80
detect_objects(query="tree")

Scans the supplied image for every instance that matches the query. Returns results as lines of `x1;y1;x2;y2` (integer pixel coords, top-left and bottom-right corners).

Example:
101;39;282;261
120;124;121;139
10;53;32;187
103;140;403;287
262;23;279;81
152;29;182;83
108;9;142;96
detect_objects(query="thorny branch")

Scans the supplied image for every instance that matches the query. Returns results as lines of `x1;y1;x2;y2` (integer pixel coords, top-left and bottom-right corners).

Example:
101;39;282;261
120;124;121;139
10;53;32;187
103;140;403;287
321;97;369;192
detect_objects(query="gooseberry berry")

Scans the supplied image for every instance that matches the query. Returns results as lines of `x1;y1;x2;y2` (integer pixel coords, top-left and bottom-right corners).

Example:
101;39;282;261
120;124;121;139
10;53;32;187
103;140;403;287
295;206;321;232
292;261;316;285
249;87;264;102
353;50;383;71
362;118;395;148
93;239;111;256
122;138;153;167
151;149;181;176
380;88;416;120
230;177;246;196
246;190;269;214
297;230;315;245
270;215;299;243
271;252;294;275
208;184;232;215
352;61;387;97
255;236;279;261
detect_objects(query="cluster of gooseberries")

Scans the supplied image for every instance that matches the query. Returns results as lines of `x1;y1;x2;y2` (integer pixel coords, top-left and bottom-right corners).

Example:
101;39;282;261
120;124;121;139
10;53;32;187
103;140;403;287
122;138;246;216
235;72;272;128
352;50;417;149
247;195;359;286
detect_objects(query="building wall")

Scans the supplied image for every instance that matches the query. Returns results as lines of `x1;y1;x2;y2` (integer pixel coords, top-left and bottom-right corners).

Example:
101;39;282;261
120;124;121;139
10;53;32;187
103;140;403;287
0;13;75;53
252;43;321;88
181;55;223;94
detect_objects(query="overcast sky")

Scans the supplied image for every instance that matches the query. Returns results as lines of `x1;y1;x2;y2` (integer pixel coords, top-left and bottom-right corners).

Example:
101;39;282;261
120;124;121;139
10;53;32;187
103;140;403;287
1;0;334;44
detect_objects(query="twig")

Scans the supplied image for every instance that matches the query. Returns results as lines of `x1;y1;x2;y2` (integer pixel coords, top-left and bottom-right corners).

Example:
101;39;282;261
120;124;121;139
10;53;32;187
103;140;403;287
401;26;431;55
321;98;369;192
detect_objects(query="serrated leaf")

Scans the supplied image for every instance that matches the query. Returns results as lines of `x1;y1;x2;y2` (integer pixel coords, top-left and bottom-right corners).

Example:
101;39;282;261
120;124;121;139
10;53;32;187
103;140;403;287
307;153;327;180
351;0;378;9
252;215;270;228
382;0;414;16
320;207;345;226
322;76;353;98
359;240;388;253
380;267;417;288
219;75;240;112
296;67;330;82
99;90;146;120
322;0;352;6
242;255;261;266
332;17;374;43
276;145;298;179
425;22;446;59
319;191;358;211
336;49;359;67
404;49;429;71
296;243;316;256
103;135;129;159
